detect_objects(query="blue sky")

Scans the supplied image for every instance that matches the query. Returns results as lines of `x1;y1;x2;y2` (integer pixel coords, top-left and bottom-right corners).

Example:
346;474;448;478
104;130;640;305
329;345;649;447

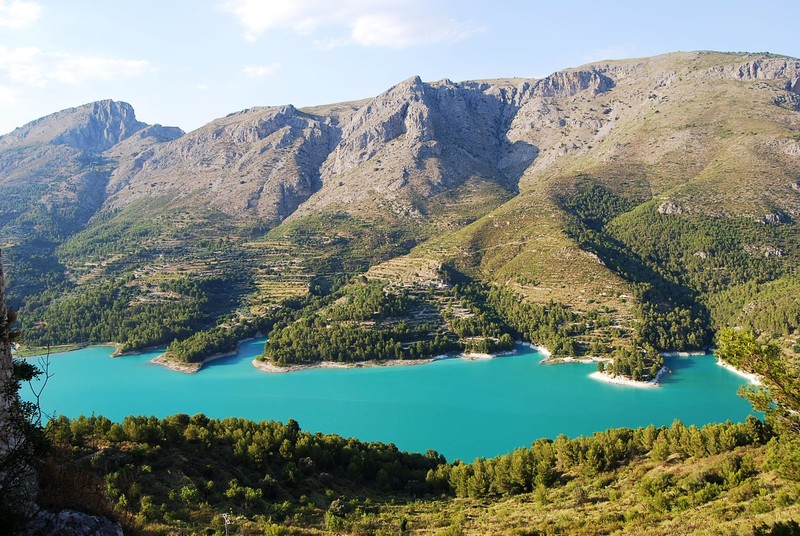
1;0;798;135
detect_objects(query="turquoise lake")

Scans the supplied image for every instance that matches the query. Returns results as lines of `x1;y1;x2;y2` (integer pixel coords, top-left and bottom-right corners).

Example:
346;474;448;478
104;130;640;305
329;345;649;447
21;340;755;461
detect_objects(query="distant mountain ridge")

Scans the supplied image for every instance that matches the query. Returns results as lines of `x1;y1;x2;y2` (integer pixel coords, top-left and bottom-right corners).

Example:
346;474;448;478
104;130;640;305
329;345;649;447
1;50;799;359
2;52;798;232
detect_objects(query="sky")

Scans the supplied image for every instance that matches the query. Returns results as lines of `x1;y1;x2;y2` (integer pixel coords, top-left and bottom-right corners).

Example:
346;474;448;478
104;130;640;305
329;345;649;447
0;0;799;135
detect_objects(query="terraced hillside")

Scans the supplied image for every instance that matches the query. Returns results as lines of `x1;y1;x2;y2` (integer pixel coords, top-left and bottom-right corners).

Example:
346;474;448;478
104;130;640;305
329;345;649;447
0;51;797;366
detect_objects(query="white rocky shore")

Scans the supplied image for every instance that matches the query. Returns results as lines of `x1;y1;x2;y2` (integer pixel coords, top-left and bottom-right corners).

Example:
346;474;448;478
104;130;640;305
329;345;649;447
715;359;762;386
588;365;670;388
252;357;435;373
519;342;552;358
660;350;707;357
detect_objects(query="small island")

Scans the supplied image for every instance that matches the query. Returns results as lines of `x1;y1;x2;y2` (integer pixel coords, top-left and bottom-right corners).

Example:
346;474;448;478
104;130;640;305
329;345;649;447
150;348;239;373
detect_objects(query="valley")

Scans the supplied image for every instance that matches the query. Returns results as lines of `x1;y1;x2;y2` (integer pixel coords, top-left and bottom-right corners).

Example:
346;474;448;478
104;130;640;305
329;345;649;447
2;49;800;534
3;51;798;379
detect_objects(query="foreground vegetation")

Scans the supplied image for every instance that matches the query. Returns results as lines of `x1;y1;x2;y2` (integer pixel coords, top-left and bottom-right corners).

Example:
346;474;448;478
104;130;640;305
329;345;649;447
35;414;799;535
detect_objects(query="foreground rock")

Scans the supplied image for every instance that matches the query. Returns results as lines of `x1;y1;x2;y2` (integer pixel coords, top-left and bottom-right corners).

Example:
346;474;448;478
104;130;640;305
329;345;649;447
22;509;123;536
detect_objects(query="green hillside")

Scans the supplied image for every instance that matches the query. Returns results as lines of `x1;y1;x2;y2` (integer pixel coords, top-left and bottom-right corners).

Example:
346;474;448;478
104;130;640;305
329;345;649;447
2;51;800;534
2;51;799;372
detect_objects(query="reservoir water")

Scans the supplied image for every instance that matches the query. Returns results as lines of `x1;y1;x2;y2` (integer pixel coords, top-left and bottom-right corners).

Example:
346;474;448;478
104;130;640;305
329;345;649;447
21;340;754;461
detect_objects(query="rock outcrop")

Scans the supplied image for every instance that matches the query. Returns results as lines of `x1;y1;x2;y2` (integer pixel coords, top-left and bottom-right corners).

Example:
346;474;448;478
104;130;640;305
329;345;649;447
693;55;800;94
4;51;799;239
0;252;39;530
0;254;14;454
0;100;147;153
104;105;337;220
0;100;178;244
22;509;124;536
658;202;684;215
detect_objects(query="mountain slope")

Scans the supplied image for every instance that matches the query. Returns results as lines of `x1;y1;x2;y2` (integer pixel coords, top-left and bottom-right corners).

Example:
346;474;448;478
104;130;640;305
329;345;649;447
1;51;798;360
104;105;341;222
0;100;152;241
406;52;800;349
0;100;183;304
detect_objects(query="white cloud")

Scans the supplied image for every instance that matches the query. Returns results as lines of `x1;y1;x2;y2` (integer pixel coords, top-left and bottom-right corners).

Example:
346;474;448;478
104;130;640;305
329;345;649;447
350;14;479;49
219;0;482;48
311;37;351;51
242;63;281;78
0;0;42;29
0;84;17;105
196;84;208;91
0;45;150;87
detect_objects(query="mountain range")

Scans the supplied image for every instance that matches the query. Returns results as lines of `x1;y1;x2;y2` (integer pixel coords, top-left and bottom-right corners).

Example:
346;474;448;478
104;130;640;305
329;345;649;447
1;50;799;361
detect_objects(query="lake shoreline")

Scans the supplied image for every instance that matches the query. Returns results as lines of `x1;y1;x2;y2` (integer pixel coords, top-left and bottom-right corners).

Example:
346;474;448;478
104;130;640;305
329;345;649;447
542;356;611;365
661;350;708;357
585;350;716;388
15;342;90;357
21;337;756;462
112;343;167;358
251;345;529;374
716;359;762;386
150;349;239;374
148;337;263;373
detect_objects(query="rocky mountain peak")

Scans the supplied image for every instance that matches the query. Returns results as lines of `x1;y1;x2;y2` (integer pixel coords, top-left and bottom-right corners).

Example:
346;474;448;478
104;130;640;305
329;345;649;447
2;50;799;246
104;104;338;221
0;99;146;153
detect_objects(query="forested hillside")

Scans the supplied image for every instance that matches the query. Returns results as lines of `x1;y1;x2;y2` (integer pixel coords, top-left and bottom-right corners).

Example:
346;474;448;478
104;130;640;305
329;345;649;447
0;51;798;372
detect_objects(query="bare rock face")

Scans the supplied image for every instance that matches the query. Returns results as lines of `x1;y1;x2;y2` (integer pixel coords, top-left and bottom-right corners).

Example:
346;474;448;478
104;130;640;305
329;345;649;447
104;124;184;160
658;202;683;215
105;105;336;221
0;100;146;153
297;75;546;216
324;76;426;175
732;58;800;87
0;254;39;529
527;69;614;98
744;243;784;257
699;56;800;93
2;50;800;249
760;212;788;225
101;73;551;223
21;509;124;536
0;101;170;242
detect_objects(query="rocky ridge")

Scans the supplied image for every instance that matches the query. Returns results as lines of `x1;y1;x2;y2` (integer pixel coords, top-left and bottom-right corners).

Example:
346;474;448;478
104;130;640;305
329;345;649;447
0;100;183;244
0;50;799;348
104;105;336;221
3;52;798;236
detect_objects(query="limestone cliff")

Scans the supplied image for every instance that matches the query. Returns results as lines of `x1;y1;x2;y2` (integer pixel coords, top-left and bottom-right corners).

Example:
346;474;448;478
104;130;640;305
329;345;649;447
104;105;336;221
0;100;181;245
0;50;799;323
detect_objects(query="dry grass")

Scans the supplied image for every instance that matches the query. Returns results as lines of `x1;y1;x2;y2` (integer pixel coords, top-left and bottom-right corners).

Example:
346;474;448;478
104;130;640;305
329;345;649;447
341;446;800;535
